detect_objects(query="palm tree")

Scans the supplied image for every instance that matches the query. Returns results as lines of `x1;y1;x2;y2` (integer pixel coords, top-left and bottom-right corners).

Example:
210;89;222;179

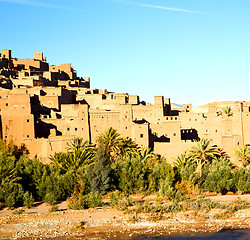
188;139;221;164
174;154;194;170
216;110;222;117
223;106;233;117
49;152;69;170
50;138;95;171
117;137;138;157
173;154;196;183
0;154;20;184
137;147;155;161
97;127;137;161
97;127;122;152
235;145;250;167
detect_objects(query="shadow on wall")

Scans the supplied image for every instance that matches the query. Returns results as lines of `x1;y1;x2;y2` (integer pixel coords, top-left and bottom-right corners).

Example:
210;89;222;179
181;129;199;142
35;120;58;138
149;130;170;148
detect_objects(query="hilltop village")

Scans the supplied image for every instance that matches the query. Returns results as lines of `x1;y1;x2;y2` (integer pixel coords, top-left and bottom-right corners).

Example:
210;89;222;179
0;49;249;164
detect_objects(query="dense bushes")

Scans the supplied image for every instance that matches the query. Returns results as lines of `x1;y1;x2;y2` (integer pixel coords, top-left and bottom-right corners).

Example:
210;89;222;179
0;133;250;210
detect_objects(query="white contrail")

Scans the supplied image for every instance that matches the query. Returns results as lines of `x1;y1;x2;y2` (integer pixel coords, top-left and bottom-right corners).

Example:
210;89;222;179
117;0;207;14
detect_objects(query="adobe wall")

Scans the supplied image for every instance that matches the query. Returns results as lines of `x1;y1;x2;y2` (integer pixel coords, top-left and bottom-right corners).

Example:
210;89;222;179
154;141;193;164
13;58;49;71
1;106;35;145
150;121;181;145
89;110;121;143
131;123;149;147
24;135;74;164
3;49;250;166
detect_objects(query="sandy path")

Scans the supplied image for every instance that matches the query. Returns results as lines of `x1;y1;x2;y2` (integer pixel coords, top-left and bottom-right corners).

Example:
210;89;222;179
0;194;249;239
207;194;250;202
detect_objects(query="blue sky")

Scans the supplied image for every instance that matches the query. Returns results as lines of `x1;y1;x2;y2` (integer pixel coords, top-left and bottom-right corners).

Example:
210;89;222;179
1;0;250;106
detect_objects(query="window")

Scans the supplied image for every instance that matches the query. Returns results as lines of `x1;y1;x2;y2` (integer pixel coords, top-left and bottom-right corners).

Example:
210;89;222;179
67;128;70;131
6;103;8;106
27;119;29;122
27;135;29;138
75;128;77;131
175;117;177;120
173;133;176;136
140;134;143;138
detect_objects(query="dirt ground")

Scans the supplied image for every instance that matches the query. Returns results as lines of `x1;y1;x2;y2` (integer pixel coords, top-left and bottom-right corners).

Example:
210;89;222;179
0;194;249;239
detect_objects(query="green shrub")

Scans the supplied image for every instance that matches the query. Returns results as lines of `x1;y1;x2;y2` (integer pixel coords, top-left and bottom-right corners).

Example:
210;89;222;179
86;191;103;208
150;161;175;193
204;159;234;194
44;192;57;206
12;209;25;215
86;146;112;195
23;191;34;208
159;179;176;200
49;204;59;212
68;192;103;210
0;181;24;209
233;168;250;193
109;190;122;207
114;155;149;194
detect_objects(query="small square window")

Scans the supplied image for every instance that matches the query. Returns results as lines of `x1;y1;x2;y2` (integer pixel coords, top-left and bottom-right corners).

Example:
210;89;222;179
27;135;29;138
27;119;29;122
67;128;70;131
173;133;176;136
75;128;77;131
6;103;8;106
140;134;143;138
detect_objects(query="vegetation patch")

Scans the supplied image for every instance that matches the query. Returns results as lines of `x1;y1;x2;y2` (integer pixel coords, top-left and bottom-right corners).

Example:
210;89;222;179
0;129;249;212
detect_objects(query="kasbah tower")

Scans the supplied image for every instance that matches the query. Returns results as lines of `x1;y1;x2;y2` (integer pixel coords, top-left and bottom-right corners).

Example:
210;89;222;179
0;49;249;165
